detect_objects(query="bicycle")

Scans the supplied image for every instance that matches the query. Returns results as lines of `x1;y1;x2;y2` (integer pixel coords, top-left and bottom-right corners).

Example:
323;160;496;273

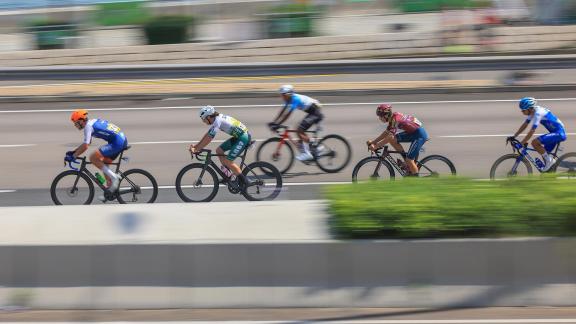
490;138;576;179
256;124;352;174
50;146;159;205
175;141;282;202
352;144;457;182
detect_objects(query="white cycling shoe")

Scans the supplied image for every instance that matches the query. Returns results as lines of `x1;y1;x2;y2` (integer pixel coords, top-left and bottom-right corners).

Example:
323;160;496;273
542;156;557;172
296;151;314;161
98;176;120;202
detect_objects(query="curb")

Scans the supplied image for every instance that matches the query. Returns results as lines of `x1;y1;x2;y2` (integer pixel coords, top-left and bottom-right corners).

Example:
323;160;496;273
0;84;573;103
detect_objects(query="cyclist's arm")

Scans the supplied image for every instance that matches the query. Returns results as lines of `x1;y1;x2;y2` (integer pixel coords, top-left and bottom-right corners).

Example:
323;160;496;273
192;132;213;152
513;121;529;138
272;104;290;124
521;128;536;145
276;109;293;126
369;130;393;148
73;143;89;158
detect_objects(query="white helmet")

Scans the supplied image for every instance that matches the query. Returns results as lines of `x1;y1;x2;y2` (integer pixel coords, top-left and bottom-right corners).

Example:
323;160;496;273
279;84;294;94
199;105;215;120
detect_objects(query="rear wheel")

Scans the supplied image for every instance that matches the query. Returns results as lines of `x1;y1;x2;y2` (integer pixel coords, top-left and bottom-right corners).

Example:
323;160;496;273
418;155;457;177
117;169;158;204
50;170;94;205
553;152;576;179
175;163;219;202
241;161;283;201
490;154;533;180
352;157;395;182
314;134;352;173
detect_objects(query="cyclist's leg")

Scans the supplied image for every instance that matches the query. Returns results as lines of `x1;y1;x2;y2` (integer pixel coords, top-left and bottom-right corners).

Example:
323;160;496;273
93;137;126;189
534;132;564;155
297;109;323;155
405;128;429;175
220;134;250;176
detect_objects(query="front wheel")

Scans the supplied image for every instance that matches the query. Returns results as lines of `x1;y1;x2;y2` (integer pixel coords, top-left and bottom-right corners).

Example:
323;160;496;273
256;137;294;174
314;134;352;173
175;163;219;202
241;161;283;201
418;155;457;177
50;170;94;205
352;157;395;182
117;169;158;204
490;154;533;180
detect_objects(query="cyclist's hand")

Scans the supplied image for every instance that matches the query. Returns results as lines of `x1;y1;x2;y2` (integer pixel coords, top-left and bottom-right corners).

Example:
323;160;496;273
189;145;196;154
64;152;75;163
268;122;278;131
506;136;515;143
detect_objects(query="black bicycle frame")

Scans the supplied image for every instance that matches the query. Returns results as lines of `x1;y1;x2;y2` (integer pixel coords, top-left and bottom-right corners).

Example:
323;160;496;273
373;146;431;176
193;140;253;183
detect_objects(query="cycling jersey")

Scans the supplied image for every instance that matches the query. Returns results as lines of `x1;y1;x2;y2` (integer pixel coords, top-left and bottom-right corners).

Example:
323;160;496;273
83;119;125;144
525;106;565;132
208;114;248;138
387;112;423;135
284;94;320;113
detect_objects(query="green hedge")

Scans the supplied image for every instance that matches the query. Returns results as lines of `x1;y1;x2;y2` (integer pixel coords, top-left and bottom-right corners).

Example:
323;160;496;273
325;177;576;239
25;20;77;50
263;4;320;38
396;0;490;12
95;1;150;26
143;16;195;45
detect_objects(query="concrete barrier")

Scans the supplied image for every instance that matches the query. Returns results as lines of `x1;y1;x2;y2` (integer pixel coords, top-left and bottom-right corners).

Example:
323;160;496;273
0;201;575;309
1;24;575;68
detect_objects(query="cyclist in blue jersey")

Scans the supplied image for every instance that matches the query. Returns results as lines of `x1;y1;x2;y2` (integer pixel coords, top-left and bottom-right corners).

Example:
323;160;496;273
509;97;567;172
67;109;128;193
268;85;323;161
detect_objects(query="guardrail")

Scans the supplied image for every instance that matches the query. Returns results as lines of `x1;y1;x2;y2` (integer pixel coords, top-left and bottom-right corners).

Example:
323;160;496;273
2;54;576;80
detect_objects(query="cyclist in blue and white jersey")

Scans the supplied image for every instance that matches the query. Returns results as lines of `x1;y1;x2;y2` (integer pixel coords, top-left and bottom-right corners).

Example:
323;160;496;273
268;85;323;161
68;109;128;193
509;97;567;171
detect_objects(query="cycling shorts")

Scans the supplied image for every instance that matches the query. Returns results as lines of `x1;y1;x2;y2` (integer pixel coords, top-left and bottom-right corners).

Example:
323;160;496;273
395;127;429;160
220;132;251;161
298;104;323;131
99;133;128;160
538;130;567;153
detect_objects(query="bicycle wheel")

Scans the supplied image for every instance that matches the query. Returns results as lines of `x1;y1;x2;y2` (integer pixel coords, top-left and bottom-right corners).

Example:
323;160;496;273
490;154;533;180
241;161;283;201
553;152;576;179
256;137;294;174
418;155;457;178
352;157;395;182
117;169;158;204
50;170;94;205
314;134;352;173
175;163;219;202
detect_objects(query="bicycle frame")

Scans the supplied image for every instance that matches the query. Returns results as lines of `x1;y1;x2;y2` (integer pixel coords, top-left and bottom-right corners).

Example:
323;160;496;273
273;125;321;154
508;138;561;173
192;140;253;184
371;146;432;177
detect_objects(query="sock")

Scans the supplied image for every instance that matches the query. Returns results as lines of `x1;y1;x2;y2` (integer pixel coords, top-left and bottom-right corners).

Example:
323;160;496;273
303;142;310;154
102;165;117;180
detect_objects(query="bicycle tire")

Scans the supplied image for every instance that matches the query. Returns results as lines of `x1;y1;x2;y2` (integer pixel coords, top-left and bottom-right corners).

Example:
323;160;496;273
50;170;94;205
490;154;533;180
552;152;576;178
175;163;219;202
255;137;295;174
315;134;352;173
418;155;457;177
352;157;395;182
117;169;159;204
241;161;283;201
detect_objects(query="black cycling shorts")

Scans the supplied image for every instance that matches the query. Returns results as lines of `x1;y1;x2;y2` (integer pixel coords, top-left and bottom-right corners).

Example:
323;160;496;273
298;105;323;131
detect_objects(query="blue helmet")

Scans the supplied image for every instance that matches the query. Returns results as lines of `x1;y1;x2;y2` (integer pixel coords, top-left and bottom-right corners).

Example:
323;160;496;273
519;97;536;111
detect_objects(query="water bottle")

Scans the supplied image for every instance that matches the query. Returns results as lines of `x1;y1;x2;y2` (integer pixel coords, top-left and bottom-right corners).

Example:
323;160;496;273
535;158;545;170
220;165;233;178
95;172;106;185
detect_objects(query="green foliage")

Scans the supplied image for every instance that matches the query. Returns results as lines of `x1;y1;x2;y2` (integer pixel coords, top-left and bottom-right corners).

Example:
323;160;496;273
264;3;320;38
95;1;150;26
25;20;77;50
325;177;576;239
396;0;488;12
143;16;195;45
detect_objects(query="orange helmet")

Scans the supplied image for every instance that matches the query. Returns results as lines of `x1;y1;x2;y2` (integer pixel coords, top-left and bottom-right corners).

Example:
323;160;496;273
70;109;88;123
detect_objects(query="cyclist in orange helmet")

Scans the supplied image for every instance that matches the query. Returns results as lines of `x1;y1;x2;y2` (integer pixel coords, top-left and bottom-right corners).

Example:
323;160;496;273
67;109;128;194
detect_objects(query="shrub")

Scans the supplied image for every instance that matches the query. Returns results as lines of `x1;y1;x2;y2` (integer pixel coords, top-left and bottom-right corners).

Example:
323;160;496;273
325;177;576;239
143;16;195;45
25;20;77;50
264;3;320;38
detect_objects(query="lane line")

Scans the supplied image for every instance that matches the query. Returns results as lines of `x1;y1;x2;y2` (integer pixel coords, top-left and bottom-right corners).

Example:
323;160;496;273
439;133;576;138
0;144;36;148
131;139;267;145
148;182;350;190
0;190;16;193
2;98;576;114
2;319;575;324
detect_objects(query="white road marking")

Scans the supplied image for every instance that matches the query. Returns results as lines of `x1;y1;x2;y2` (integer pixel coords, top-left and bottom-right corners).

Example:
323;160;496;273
148;182;350;190
4;319;576;324
131;139;266;145
1;98;576;114
0;144;36;148
0;190;16;193
439;133;576;138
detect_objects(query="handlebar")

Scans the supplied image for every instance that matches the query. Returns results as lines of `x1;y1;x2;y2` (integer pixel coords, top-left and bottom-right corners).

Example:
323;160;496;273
506;137;525;151
65;156;85;171
190;148;211;161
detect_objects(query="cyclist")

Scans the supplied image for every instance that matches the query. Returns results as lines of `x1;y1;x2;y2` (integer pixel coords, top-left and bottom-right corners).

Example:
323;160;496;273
509;97;566;172
268;84;323;161
190;105;251;185
67;109;128;193
367;104;428;176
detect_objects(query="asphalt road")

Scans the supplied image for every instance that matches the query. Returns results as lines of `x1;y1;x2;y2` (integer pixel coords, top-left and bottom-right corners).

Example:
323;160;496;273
2;90;575;207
